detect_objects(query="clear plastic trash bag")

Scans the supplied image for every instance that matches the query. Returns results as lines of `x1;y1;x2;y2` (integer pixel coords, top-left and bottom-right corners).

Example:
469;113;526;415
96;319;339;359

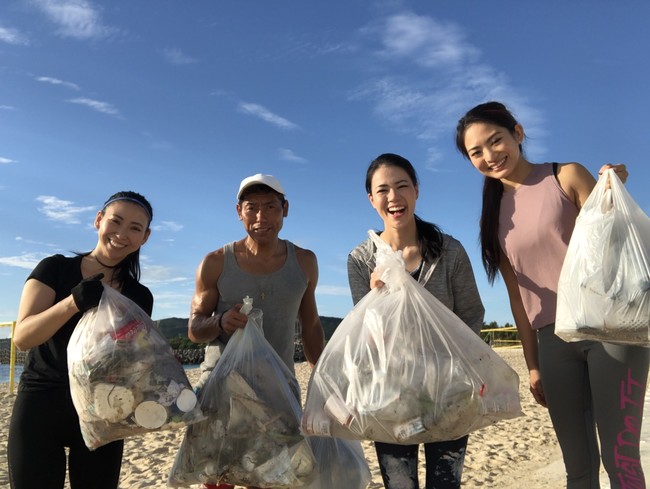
67;285;205;450
302;231;522;444
168;308;315;488
556;169;650;345
302;436;371;489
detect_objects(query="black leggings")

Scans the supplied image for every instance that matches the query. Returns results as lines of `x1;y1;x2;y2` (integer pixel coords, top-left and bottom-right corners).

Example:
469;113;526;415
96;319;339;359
8;388;124;489
374;436;469;489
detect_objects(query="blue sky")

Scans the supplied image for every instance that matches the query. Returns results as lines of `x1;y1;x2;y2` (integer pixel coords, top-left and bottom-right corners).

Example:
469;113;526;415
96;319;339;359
1;0;650;339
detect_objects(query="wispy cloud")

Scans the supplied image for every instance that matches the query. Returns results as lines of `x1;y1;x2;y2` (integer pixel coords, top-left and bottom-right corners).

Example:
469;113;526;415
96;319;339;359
317;285;351;296
0;252;49;270
151;221;184;232
32;0;115;40
238;102;300;130
0;25;29;45
67;97;121;117
353;12;545;167
163;48;198;65
0;157;17;164
141;264;190;286
379;13;479;68
0;105;16;110
36;195;95;224
278;148;308;164
36;76;80;91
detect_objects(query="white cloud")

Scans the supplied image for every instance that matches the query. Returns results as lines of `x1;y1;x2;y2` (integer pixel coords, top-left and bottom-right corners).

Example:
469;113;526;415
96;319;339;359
238;102;300;130
141;264;190;286
0;157;16;164
151;221;184;232
0;105;16;110
278;148;307;164
33;0;114;40
380;13;479;68
0;25;29;45
163;48;198;65
317;285;351;296
36;195;95;224
351;11;545;166
36;76;80;91
67;97;120;117
0;252;49;270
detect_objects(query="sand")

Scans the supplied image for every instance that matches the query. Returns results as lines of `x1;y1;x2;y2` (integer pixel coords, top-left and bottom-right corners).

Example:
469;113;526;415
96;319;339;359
1;348;648;488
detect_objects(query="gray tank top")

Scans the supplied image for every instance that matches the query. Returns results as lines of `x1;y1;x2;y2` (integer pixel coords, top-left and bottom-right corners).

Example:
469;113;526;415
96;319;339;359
197;240;307;388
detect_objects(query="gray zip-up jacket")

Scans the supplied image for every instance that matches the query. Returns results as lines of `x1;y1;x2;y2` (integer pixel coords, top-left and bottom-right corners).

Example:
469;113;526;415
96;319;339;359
347;232;485;335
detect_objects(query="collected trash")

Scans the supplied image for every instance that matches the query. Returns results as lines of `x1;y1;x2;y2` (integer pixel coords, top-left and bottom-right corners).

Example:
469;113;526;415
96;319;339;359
556;169;650;345
302;436;371;489
169;303;315;488
68;285;205;450
303;230;522;444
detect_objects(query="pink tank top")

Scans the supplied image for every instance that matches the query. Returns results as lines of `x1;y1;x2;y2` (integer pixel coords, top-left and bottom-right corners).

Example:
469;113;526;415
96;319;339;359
498;163;579;329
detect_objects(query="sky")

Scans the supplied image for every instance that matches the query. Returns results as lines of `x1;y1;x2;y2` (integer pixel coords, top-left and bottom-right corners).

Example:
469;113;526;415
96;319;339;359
1;0;650;340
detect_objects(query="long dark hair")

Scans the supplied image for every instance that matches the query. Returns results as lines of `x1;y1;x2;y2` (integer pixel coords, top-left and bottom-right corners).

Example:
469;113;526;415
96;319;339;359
366;153;443;263
455;101;522;283
80;191;153;285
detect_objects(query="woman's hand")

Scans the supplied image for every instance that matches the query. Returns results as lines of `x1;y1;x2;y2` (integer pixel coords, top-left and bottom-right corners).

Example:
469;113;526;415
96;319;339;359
71;273;105;313
529;368;547;408
598;163;628;184
370;270;385;290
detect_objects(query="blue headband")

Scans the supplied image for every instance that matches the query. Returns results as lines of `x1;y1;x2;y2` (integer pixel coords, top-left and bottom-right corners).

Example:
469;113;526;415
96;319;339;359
103;197;152;221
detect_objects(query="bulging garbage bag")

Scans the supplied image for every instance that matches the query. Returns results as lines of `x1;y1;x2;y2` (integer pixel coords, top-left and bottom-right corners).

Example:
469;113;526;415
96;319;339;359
68;285;204;450
302;231;522;444
556;169;650;345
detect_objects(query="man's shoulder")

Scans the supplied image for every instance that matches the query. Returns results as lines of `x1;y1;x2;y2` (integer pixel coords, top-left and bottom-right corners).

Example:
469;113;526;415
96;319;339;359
290;241;316;259
199;244;233;272
203;240;241;260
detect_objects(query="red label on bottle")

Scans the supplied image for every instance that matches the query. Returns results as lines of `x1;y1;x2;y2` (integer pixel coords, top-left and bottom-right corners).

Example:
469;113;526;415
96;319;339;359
111;319;145;341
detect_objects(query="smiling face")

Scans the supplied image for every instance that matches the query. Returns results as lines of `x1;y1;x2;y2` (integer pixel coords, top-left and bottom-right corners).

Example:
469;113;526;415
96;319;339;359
237;191;288;244
463;121;525;180
94;201;150;263
368;164;418;230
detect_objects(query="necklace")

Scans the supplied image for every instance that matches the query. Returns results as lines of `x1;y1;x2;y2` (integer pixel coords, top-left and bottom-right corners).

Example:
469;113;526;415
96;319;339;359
91;254;119;269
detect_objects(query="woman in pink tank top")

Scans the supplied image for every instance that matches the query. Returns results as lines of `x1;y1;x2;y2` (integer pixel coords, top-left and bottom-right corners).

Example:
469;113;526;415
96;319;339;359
455;101;648;489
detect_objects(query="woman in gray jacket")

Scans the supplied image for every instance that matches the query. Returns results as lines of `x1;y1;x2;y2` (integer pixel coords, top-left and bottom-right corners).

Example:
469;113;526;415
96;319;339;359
347;153;485;489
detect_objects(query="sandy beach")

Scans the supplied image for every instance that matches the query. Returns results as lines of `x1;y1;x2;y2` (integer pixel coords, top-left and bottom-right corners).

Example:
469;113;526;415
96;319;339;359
1;348;648;488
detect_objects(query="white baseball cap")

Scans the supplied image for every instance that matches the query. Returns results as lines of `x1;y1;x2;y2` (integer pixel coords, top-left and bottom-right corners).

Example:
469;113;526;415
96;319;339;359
237;173;286;200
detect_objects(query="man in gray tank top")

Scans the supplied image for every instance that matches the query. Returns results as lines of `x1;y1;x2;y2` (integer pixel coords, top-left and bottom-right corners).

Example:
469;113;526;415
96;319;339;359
188;173;325;391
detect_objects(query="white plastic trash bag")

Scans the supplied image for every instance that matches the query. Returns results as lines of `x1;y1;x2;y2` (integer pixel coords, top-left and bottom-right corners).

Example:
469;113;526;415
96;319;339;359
556;169;650;345
68;285;205;450
302;436;370;489
302;231;522;444
168;307;315;488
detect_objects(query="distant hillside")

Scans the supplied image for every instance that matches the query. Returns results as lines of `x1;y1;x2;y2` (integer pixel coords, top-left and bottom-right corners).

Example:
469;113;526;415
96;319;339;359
155;317;189;339
319;316;343;341
155;316;343;341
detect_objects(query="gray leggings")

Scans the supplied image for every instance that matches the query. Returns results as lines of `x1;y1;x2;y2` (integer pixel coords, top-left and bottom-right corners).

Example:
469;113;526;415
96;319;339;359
538;325;649;489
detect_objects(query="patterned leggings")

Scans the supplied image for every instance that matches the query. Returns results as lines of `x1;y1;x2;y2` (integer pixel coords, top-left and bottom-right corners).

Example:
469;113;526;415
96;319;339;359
538;324;649;489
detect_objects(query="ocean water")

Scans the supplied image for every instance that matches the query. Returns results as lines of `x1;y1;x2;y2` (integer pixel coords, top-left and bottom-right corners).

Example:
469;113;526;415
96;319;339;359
0;363;23;384
0;364;196;384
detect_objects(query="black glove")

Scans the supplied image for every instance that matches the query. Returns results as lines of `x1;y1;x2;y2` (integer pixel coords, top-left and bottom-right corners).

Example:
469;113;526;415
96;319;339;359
72;273;105;313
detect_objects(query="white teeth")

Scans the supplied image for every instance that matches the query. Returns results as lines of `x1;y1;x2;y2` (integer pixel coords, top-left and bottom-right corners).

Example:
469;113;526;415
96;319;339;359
388;206;404;213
